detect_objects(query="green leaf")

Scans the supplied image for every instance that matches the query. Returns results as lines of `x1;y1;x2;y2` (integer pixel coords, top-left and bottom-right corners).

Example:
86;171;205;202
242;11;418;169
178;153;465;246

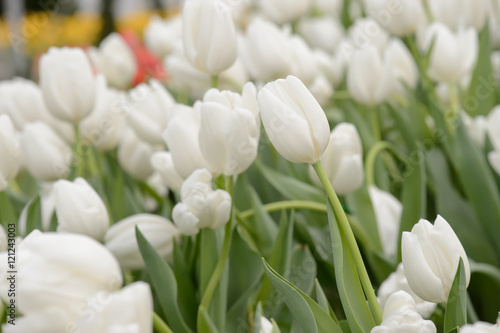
444;258;467;333
289;245;316;295
135;227;192;333
172;240;197;330
249;186;278;256
314;279;338;324
197;306;220;333
271;319;281;333
327;201;376;333
256;162;325;203
48;211;58;232
0;191;17;230
25;196;42;235
262;259;343;333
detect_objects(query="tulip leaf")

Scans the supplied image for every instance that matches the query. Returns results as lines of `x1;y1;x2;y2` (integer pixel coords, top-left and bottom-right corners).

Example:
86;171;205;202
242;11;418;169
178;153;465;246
48;211;58;232
468;261;500;322
135;227;193;333
256;162;326;203
327;201;376;333
0;191;17;231
314;279;339;324
25;195;42;235
289;245;316;295
271;319;281;333
249;186;279;256
197;306;220;333
262;258;343;333
444;258;467;333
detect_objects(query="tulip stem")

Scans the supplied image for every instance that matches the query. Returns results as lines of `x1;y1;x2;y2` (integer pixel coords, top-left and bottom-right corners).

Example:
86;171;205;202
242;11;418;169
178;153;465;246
200;175;234;311
153;312;173;333
366;141;409;186
312;161;383;325
370;107;381;141
238;200;327;220
73;125;84;178
211;75;219;89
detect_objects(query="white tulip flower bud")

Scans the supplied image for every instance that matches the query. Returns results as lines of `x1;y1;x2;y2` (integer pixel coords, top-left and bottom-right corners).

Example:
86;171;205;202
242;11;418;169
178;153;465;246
368;186;402;260
0;225;6;252
257;75;330;164
385;38;419;95
297;16;344;54
118;130;156;181
377;263;437;319
182;0;237;75
104;214;180;270
258;0;310;24
260;317;274;333
422;23;478;84
0;230;122;326
462;112;487;148
428;0;487;31
488;106;500;175
151;151;185;192
76;282;153;333
199;82;260;176
20;122;72;181
366;0;426;37
312;0;343;16
172;169;231;235
53;177;109;241
371;291;437;333
39;47;96;124
144;15;182;58
88;33;137;90
402;215;470;303
0;115;21;191
309;123;363;195
460;319;500;333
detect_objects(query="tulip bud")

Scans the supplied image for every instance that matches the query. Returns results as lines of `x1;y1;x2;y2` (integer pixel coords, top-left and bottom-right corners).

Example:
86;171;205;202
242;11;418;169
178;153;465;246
371;291;437;333
487;106;500;175
309;123;363;195
151;152;185;192
118;130;156;181
289;36;318;86
428;0;487;31
402;215;470;303
104;214;180;269
260;317;274;333
199;82;260;176
76;282;153;333
312;0;343;16
369;186;402;259
460;319;500;333
39;47;96;124
144;15;182;58
297;17;344;54
462;112;487;148
80;75;126;151
0;115;21;191
308;75;334;107
258;75;330;164
53;177;109;241
258;0;310;24
162;104;208;179
366;0;426;37
0;225;6;252
377;263;437;319
385;38;419;95
239;18;293;82
347;45;393;106
88;33;137;90
422;23;478;84
172;169;231;235
0;230;122;327
20;122;72;181
123;79;175;145
182;0;237;75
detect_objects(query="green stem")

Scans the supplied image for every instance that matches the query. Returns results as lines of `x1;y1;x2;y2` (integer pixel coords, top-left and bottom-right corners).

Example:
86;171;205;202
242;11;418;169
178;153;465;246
74;125;84;178
312;161;383;324
238;200;327;220
153;312;173;333
332;90;351;100
370;106;381;141
446;83;460;135
200;176;234;310
366;141;409;186
211;75;219;89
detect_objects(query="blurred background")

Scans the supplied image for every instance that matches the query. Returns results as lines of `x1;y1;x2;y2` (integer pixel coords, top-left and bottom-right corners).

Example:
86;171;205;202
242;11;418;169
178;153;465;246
0;0;182;80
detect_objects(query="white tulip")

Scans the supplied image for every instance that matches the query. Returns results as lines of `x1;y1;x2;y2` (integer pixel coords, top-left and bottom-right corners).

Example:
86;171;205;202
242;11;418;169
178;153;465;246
385;38;419;95
88;33;137;90
172;169;231;235
371;291;437;333
344;18;390;57
308;75;334;107
75;282;153;333
312;0;343;16
162;103;208;179
428;0;487;31
314;50;345;88
20;122;72;181
0;230;122;329
309;123;363;195
0;225;6;252
402;215;470;303
182;0;237;74
489;150;500;176
297;16;344;54
366;0;425;37
144;15;182;58
289;36;318;86
257;75;330;164
80;75;126;151
487;105;500;151
422;23;478;84
151;152;185;192
368;186;402;259
0;115;21;191
199;82;260;176
260;317;274;333
53;177;109;241
118;130;156;181
462;112;487;148
239;18;293;82
39;47;96;124
105;214;180;269
347;45;393;106
124;79;175;145
460;319;500;333
492;51;500;83
18;182;56;236
258;0;310;24
377;263;437;319
0;77;73;141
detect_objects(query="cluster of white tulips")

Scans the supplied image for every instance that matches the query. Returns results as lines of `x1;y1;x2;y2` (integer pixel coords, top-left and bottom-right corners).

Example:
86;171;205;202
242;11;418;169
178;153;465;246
1;0;500;332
